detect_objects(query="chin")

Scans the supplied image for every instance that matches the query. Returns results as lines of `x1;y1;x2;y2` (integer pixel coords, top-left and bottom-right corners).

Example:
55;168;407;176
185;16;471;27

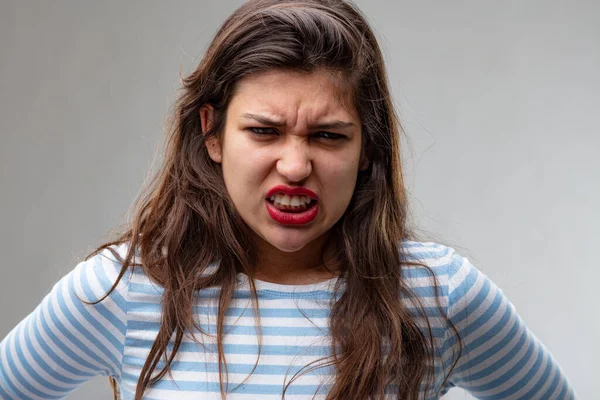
266;236;311;253
260;228;317;253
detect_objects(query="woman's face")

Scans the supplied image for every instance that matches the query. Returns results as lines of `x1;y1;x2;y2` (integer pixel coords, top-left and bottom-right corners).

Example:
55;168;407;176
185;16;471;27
203;69;364;254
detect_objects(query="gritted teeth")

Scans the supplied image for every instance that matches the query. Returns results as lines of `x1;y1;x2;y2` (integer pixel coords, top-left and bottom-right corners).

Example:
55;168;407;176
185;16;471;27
269;194;314;207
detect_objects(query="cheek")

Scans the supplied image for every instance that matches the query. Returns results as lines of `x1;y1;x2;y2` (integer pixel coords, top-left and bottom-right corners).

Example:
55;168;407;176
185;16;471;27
221;141;273;202
319;157;360;207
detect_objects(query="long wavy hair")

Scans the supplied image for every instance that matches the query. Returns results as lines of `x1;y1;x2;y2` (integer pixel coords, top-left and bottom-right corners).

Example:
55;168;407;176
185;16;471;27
91;1;461;399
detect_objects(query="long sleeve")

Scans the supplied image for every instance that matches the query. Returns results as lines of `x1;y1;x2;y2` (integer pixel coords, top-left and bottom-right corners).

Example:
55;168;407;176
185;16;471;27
441;250;576;399
0;248;129;399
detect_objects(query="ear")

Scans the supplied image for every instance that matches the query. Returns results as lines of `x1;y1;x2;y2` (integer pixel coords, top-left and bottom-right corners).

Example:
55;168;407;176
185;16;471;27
359;141;372;172
200;104;222;163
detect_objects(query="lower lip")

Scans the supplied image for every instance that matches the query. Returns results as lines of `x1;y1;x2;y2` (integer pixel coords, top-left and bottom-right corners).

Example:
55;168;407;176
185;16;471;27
265;201;319;225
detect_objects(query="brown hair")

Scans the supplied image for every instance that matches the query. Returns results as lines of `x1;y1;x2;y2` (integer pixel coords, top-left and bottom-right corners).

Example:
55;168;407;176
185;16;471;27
90;0;461;398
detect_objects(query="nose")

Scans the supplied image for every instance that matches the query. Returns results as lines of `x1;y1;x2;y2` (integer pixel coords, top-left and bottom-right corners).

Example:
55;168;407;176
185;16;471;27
275;139;312;183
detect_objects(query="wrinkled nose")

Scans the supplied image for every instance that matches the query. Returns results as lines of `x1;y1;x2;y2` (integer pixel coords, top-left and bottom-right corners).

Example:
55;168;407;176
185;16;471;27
275;141;312;183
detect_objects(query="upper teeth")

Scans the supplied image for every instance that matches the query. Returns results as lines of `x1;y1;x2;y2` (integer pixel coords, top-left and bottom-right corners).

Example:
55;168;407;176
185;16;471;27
270;194;312;206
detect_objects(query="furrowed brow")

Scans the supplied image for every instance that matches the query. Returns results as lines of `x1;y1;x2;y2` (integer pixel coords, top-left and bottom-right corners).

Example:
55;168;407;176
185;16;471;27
242;113;355;130
241;113;286;127
308;121;355;130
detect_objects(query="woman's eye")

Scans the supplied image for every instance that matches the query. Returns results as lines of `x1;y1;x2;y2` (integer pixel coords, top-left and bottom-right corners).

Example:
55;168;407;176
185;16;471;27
314;131;346;140
248;127;278;136
247;128;346;141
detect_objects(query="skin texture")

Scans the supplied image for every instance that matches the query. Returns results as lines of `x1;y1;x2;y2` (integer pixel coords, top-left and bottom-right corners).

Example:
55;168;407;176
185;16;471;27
201;69;365;284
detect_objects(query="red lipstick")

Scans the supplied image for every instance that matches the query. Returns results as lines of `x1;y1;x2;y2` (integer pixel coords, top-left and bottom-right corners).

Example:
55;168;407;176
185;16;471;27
266;185;318;199
265;185;319;225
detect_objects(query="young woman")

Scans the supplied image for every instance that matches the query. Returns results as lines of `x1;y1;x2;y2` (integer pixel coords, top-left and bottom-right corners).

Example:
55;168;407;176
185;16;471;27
0;0;576;399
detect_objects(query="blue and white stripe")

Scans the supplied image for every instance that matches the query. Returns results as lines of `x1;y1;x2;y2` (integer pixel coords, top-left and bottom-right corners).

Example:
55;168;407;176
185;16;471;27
0;241;576;399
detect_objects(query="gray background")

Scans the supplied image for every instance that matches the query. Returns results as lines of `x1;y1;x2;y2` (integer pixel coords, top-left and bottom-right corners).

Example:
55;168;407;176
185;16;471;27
1;1;597;399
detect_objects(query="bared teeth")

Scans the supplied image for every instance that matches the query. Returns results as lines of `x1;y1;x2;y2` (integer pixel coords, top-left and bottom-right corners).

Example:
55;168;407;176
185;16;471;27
268;193;315;212
273;203;309;212
270;193;313;208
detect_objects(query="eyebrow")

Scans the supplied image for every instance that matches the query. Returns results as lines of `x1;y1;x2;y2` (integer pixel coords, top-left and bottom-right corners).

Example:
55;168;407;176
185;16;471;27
241;113;355;130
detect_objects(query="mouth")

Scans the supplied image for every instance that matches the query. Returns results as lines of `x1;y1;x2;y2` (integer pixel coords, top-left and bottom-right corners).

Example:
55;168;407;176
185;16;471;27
264;188;320;225
266;193;318;213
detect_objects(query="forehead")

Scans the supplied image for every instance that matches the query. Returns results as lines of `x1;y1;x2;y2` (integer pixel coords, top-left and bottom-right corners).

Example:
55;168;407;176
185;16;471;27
228;69;358;123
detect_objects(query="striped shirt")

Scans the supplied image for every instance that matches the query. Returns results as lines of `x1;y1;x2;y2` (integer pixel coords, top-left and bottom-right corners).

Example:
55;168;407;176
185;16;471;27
0;241;576;399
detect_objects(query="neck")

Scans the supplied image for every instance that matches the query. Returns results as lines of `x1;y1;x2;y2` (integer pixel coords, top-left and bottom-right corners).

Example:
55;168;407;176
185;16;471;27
251;233;338;285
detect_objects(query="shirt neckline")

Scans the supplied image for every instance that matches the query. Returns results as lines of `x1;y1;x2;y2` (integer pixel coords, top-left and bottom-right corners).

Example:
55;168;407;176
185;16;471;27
236;273;339;293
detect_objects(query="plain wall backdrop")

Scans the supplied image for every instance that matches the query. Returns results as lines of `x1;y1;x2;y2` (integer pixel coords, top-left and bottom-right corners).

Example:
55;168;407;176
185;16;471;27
1;1;598;399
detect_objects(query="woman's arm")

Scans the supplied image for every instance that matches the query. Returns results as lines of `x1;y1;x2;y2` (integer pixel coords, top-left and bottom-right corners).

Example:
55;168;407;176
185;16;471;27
0;249;128;399
441;250;576;399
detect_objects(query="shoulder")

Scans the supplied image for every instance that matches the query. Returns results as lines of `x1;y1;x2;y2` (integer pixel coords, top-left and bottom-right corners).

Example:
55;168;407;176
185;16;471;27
72;242;134;304
399;240;490;309
401;240;514;330
399;239;472;284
